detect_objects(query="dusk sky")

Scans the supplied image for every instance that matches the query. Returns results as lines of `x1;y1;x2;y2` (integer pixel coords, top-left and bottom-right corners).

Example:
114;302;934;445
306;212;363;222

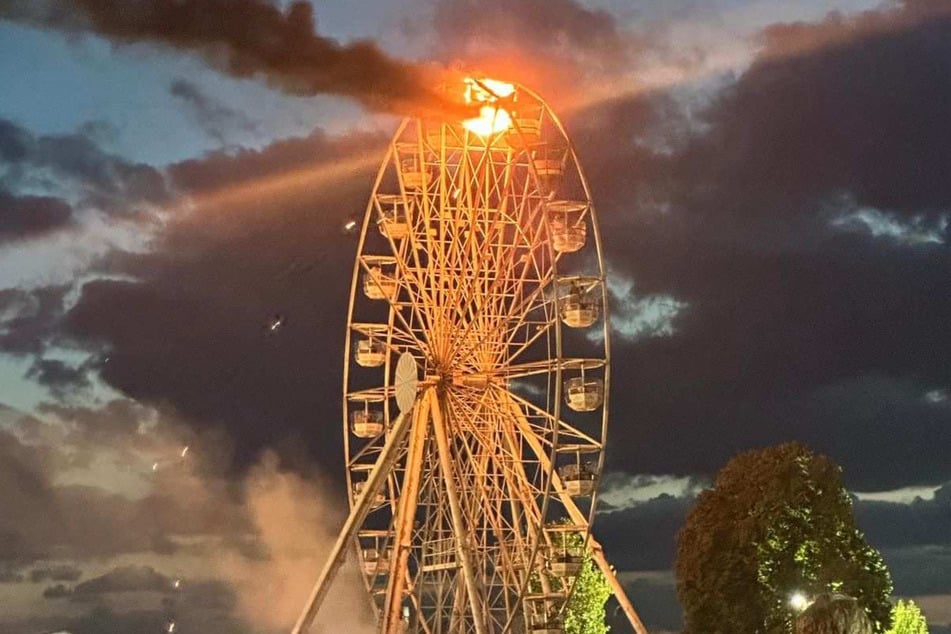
0;1;949;633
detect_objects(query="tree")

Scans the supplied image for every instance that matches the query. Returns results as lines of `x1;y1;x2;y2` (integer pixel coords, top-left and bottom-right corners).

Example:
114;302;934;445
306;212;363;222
535;522;612;634
886;600;929;634
675;442;892;634
564;546;612;634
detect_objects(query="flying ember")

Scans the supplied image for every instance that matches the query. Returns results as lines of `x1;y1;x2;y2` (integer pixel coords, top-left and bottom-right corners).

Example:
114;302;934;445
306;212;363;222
462;77;515;136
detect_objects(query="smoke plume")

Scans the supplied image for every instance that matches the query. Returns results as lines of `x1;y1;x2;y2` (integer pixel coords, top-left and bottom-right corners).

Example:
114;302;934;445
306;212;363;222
216;452;376;633
0;0;460;116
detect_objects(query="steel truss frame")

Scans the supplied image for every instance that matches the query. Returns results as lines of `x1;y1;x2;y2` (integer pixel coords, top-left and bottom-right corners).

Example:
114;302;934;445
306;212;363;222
293;82;648;634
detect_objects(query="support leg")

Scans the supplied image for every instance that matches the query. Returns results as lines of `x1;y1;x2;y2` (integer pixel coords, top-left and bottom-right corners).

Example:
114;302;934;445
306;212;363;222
383;392;431;633
291;409;415;634
505;397;650;634
430;390;491;634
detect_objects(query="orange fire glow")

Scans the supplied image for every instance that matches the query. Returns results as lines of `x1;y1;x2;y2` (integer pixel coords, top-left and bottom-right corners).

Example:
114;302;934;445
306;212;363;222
462;78;515;136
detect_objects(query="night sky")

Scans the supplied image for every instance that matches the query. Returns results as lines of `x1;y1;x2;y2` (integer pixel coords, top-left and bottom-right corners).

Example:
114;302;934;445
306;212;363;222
0;1;949;633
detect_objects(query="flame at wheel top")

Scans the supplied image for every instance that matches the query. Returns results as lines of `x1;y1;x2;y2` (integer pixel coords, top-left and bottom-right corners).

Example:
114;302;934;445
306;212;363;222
462;77;515;136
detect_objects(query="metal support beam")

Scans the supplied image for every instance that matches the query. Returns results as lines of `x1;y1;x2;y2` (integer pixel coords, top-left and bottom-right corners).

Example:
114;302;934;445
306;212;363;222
383;392;430;633
505;397;649;634
291;408;415;634
430;389;491;634
588;542;649;634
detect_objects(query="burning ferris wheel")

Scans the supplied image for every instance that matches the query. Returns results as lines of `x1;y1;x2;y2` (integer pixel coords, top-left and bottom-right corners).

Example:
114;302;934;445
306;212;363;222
293;79;647;634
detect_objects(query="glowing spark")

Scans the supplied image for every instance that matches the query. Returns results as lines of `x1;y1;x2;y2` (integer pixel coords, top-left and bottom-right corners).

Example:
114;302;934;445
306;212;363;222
167;621;177;633
173;578;182;589
267;314;285;332
152;461;159;472
463;78;515;136
180;446;189;458
344;220;357;231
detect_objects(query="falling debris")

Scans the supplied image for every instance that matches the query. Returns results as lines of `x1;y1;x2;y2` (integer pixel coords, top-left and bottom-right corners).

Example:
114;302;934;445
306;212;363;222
180;446;189;459
342;218;359;234
266;314;285;333
152;461;160;472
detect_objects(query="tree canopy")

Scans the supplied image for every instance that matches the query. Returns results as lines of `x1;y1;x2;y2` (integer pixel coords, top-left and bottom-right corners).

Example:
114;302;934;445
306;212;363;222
564;546;612;634
675;442;892;634
886;600;929;634
542;523;612;634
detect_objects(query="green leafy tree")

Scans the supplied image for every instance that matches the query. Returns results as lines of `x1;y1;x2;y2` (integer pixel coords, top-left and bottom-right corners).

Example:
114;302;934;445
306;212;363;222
675;442;893;634
564;547;612;634
886;600;929;634
534;523;612;634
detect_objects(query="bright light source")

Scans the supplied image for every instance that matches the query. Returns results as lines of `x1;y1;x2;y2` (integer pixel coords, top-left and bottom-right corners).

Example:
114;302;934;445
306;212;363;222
462;77;515;136
789;591;809;612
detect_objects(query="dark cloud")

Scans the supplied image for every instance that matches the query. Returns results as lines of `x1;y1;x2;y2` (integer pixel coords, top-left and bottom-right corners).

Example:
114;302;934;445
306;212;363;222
855;483;951;549
594;494;692;571
429;0;638;97
0;422;250;566
563;0;951;490
615;574;683;634
56;604;253;634
0;285;70;355
0;117;171;218
433;0;626;58
64;128;385;470
73;565;173;595
653;0;951;239
0;0;463;117
30;563;83;583
0;564;24;583
27;358;92;397
881;545;951;596
61;606;170;634
0;189;74;242
169;78;259;144
38;399;168;448
42;582;73;598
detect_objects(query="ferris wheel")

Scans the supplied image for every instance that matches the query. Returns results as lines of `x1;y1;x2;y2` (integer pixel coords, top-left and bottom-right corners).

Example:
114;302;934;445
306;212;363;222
293;79;647;634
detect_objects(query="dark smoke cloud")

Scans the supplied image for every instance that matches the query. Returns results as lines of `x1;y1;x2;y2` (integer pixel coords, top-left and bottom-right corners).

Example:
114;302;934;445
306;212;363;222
429;0;640;97
433;0;626;58
170;78;260;144
0;0;462;116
